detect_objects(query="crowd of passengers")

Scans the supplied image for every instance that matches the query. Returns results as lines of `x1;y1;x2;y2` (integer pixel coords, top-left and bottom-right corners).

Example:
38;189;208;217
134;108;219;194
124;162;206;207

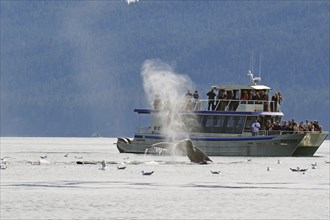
264;119;323;133
153;88;283;112
205;88;283;111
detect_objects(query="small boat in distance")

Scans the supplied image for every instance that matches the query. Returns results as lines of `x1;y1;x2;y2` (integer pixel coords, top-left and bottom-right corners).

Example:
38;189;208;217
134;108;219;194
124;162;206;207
117;70;328;157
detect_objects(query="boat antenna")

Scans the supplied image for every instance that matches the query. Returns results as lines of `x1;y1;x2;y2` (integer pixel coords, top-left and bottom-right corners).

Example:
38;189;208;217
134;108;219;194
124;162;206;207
258;52;262;79
250;52;254;73
247;52;262;85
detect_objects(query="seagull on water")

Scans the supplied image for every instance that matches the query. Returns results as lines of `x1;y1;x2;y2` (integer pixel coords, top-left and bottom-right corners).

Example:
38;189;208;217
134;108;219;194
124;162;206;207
1;157;15;165
0;164;8;170
210;170;221;174
40;155;47;159
117;165;126;170
141;170;154;175
311;162;317;169
99;160;107;170
290;167;308;173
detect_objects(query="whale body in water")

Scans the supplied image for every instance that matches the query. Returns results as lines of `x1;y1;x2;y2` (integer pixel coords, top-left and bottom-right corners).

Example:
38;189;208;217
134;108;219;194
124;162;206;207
146;139;212;164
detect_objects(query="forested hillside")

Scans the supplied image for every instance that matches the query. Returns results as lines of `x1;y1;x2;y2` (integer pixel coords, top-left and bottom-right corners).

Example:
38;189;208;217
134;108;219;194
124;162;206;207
1;1;329;136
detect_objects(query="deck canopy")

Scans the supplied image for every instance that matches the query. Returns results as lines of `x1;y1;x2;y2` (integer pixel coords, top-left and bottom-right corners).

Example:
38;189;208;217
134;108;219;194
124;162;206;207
212;85;271;90
250;85;271;90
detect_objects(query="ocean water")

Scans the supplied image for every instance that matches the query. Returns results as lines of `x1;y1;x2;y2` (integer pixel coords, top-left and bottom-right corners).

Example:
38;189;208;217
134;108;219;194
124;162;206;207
1;137;329;220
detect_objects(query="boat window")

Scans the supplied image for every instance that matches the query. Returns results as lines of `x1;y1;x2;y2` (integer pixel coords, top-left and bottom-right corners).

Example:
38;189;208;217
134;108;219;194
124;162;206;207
244;116;258;132
274;116;282;123
196;115;245;134
181;114;200;133
136;113;153;134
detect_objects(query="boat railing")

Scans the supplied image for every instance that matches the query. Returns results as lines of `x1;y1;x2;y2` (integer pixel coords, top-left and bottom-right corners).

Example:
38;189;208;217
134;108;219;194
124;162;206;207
135;126;325;136
258;130;325;136
136;126;151;134
136;126;161;134
156;98;282;112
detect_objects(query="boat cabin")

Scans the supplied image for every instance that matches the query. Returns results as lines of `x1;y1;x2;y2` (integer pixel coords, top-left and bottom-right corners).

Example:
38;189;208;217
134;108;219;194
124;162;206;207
134;108;283;137
136;72;284;137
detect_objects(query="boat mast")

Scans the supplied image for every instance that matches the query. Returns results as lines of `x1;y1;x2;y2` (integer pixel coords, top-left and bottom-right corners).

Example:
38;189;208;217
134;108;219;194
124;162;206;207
258;52;262;79
250;52;254;74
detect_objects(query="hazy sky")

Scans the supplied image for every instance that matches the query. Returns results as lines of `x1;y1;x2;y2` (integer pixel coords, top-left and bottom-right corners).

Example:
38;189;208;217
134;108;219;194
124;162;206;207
1;1;329;137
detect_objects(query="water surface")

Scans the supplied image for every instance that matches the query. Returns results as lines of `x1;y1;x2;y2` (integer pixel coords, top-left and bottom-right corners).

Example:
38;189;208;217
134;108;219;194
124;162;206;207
1;137;329;220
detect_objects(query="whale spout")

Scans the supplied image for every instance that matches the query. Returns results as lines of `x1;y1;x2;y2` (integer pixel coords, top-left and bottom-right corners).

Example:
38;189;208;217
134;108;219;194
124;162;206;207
146;142;175;155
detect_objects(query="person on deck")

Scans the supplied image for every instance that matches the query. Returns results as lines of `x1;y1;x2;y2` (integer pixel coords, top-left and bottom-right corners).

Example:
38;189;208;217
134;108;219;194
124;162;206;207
193;90;199;100
193;90;200;110
251;119;261;136
207;88;216;111
185;90;193;110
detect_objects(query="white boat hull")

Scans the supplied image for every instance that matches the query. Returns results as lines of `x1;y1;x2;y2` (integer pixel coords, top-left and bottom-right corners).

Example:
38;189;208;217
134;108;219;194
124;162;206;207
116;133;324;157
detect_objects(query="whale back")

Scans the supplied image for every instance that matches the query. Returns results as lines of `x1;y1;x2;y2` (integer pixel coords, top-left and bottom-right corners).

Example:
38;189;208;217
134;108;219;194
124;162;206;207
176;139;212;164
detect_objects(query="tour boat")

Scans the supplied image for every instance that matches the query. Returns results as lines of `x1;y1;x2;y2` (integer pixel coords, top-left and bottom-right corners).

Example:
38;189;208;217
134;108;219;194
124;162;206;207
116;71;328;156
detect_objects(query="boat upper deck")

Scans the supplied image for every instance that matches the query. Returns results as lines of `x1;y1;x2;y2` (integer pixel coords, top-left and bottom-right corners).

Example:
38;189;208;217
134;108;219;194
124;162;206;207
135;98;283;116
147;73;283;115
